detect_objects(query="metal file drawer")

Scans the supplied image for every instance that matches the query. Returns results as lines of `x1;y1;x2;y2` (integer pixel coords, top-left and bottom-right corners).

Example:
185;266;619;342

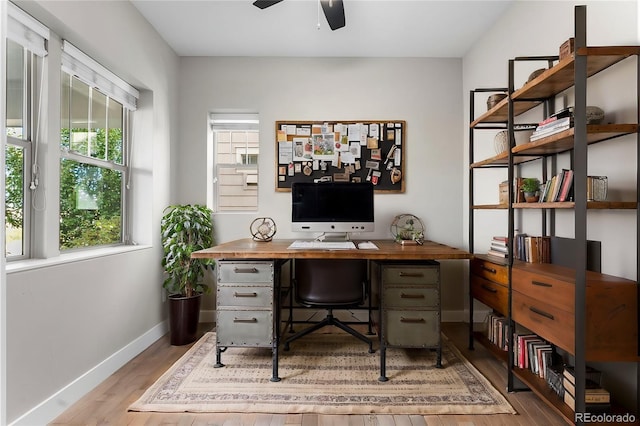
218;261;274;284
216;310;273;347
384;309;440;348
381;264;439;285
383;287;439;308
217;286;273;308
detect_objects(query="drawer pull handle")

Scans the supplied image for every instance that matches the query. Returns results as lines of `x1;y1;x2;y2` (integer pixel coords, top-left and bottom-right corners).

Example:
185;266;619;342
481;284;498;293
400;293;425;299
529;306;554;320
234;292;258;298
234;267;259;274
400;317;425;323
532;280;552;288
399;272;424;278
480;265;497;274
233;317;258;323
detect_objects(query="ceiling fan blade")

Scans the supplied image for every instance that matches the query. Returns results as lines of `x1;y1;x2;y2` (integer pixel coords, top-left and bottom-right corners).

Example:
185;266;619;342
253;0;284;10
320;0;345;30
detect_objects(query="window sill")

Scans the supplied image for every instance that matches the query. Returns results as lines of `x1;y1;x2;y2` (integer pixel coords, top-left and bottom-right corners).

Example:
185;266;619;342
6;244;153;274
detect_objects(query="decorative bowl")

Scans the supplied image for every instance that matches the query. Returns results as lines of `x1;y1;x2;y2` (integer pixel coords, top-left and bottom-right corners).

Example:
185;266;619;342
487;93;507;111
586;106;604;124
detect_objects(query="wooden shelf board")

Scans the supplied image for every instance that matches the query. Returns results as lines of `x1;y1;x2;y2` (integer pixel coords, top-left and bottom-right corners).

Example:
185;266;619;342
513;201;637;209
471;47;640;126
472;204;508;210
512;124;639;156
512;367;575;423
471;154;540;168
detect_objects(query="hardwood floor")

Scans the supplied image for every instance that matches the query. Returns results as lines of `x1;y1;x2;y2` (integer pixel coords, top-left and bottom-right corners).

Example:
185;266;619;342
50;323;566;426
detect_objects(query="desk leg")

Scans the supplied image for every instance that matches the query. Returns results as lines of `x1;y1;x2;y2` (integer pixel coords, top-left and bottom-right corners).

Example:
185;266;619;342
436;346;442;368
214;346;226;368
378;344;388;382
271;343;281;382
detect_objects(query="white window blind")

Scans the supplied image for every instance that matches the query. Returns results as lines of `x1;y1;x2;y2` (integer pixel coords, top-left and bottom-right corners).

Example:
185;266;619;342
61;40;139;110
7;1;49;57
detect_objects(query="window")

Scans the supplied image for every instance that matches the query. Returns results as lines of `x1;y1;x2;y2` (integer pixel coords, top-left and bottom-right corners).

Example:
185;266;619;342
59;40;138;250
5;2;48;259
211;114;260;212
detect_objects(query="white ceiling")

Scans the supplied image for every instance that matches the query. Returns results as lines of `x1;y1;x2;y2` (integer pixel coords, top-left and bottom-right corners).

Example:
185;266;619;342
131;0;514;57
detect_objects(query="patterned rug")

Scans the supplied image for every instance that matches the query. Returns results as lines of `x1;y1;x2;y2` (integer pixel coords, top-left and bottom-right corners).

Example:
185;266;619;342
128;332;516;415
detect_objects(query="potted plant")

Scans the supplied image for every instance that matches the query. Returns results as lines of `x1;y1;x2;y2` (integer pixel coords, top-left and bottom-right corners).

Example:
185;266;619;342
161;204;215;345
520;178;540;202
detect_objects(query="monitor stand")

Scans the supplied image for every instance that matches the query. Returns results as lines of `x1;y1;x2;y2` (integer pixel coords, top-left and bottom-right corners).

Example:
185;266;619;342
317;232;350;242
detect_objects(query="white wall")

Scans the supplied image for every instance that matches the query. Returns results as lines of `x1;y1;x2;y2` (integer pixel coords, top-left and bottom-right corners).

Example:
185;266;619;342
176;56;468;317
462;0;638;411
5;1;179;424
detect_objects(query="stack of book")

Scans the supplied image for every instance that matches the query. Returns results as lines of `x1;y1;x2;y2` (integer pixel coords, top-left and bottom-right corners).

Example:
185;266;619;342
539;169;574;203
486;313;509;351
530;107;574;142
514;234;551;263
487;236;508;258
513;332;557;379
562;366;611;413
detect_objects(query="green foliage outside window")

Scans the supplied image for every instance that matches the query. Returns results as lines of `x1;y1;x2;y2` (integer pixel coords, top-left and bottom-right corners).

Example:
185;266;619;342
59;127;124;249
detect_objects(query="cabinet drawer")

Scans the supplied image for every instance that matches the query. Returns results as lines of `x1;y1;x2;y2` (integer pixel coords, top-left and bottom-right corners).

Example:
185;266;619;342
383;287;438;308
471;258;508;285
217;286;273;308
382;265;439;285
470;275;508;316
216;310;273;346
384;310;440;348
512;268;574;314
218;261;274;284
512;291;573;353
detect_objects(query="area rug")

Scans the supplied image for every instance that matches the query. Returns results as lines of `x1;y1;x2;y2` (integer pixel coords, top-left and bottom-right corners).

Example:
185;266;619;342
128;332;516;415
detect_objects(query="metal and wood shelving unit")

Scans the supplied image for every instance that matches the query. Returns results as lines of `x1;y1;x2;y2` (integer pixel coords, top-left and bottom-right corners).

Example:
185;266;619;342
468;6;640;424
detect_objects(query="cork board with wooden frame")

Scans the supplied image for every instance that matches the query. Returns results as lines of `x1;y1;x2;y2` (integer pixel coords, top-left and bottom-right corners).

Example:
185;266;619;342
275;120;405;193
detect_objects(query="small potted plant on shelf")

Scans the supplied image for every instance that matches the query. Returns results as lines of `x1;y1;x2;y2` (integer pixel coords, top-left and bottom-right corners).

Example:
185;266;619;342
161;204;215;345
520;178;541;202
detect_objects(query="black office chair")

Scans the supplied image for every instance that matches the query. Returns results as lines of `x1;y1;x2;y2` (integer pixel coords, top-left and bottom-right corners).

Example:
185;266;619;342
284;259;374;353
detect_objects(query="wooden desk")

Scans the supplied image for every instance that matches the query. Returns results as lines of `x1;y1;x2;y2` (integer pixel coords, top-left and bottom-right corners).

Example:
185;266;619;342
193;239;472;381
192;238;473;261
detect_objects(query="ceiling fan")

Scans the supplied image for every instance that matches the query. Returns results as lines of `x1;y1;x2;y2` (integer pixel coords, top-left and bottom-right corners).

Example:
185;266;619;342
253;0;346;31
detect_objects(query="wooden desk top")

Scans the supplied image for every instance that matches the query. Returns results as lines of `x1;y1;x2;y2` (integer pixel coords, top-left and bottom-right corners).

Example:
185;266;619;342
192;239;472;261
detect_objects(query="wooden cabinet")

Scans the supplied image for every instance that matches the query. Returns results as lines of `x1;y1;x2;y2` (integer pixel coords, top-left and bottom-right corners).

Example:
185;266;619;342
467;5;639;421
512;262;638;362
376;261;441;382
470;255;509;317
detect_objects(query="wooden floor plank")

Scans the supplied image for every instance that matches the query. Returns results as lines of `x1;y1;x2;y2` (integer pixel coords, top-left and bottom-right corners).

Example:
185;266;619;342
48;323;567;426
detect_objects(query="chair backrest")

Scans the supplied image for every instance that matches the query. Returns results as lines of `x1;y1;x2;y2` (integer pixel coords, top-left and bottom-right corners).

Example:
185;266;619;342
294;259;367;307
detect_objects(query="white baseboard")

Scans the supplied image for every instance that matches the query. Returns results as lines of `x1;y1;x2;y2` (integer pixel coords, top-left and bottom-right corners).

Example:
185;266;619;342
10;321;168;426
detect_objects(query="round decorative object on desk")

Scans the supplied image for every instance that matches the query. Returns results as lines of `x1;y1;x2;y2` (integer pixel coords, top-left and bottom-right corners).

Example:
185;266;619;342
390;214;425;245
250;217;277;242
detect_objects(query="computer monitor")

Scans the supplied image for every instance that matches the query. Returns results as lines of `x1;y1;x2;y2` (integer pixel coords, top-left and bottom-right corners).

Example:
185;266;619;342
291;181;374;237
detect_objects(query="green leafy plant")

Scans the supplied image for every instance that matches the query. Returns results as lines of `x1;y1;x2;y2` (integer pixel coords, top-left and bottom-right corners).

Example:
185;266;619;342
161;204;215;297
520;178;540;194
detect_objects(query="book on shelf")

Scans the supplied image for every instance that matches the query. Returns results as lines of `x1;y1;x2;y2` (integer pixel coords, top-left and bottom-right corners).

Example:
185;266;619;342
515;235;550;263
557;169;574;202
562;377;610;403
486;313;509;351
564;390;611;413
487;249;508;258
530;118;573;141
563;365;603;385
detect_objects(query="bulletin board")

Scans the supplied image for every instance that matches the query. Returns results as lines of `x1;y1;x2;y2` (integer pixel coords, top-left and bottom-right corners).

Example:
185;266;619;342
275;120;406;193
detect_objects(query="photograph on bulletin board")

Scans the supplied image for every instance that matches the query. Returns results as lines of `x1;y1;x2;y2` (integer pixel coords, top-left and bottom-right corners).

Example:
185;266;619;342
275;120;405;193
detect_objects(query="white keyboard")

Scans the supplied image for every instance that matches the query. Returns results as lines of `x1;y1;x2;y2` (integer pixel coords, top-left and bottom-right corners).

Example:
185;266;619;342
288;240;357;250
